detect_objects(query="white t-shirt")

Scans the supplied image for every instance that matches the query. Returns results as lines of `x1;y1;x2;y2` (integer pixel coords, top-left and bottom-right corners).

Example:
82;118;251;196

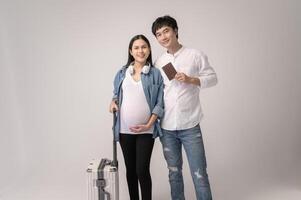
120;68;154;134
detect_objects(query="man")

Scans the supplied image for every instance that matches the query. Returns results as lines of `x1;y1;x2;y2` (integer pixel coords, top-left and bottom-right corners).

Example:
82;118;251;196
152;15;217;200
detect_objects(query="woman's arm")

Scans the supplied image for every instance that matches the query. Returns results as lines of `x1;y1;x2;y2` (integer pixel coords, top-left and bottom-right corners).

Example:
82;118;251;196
109;100;118;113
109;71;121;113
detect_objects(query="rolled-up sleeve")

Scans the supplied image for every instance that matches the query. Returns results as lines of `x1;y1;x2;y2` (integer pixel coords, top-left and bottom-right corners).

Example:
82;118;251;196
152;72;164;118
197;53;218;89
112;72;120;101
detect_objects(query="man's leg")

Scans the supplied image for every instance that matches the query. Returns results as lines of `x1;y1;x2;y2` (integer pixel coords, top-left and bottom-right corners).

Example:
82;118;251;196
181;125;212;200
160;129;185;200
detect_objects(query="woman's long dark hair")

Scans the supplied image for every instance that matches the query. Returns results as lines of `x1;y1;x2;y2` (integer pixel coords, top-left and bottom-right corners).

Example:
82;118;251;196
126;34;152;66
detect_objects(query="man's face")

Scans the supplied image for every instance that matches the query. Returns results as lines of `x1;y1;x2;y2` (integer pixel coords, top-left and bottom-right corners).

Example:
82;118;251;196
155;26;178;49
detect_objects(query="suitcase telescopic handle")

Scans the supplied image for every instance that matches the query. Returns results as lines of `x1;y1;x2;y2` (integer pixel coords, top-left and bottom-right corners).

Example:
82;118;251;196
112;110;118;168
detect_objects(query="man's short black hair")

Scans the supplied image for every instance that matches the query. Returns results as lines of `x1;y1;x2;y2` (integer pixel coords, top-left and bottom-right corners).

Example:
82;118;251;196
152;15;178;38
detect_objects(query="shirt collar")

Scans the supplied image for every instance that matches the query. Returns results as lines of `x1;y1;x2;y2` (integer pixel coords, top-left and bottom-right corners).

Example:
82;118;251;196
166;45;185;58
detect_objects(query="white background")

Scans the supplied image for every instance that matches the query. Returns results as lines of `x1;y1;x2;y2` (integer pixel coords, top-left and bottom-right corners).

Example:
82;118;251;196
1;0;300;199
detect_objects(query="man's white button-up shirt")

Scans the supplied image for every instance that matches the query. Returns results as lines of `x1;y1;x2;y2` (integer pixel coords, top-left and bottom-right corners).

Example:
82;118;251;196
155;46;217;130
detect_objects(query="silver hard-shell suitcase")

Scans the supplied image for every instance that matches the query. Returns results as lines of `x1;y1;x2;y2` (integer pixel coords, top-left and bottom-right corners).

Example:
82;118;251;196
87;111;119;200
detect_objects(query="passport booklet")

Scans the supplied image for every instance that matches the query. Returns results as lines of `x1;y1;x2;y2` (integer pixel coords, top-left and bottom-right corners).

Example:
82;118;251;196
162;62;177;80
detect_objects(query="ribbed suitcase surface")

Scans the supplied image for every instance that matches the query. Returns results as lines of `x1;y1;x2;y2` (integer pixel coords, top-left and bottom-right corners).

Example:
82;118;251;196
87;158;119;200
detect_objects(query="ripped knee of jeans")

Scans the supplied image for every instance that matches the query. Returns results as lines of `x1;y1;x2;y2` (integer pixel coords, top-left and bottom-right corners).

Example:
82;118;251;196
168;166;178;172
194;168;209;186
163;147;171;152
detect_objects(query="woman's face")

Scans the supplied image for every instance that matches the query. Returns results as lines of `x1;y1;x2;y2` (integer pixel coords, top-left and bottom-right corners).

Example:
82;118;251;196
130;39;150;65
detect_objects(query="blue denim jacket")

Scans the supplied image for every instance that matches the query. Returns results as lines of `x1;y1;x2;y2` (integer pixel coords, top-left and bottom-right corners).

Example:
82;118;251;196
112;65;164;141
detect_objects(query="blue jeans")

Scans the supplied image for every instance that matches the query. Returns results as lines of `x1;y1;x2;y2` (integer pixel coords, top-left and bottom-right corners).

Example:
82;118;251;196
160;125;212;200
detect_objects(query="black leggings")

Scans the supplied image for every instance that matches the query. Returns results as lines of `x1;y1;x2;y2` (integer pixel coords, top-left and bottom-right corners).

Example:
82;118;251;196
119;133;154;200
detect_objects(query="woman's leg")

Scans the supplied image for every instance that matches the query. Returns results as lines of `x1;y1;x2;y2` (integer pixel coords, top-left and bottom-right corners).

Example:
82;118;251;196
120;134;139;200
136;134;155;200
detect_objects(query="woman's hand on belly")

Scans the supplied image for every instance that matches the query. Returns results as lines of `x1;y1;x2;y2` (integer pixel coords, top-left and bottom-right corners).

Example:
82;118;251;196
129;124;151;133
